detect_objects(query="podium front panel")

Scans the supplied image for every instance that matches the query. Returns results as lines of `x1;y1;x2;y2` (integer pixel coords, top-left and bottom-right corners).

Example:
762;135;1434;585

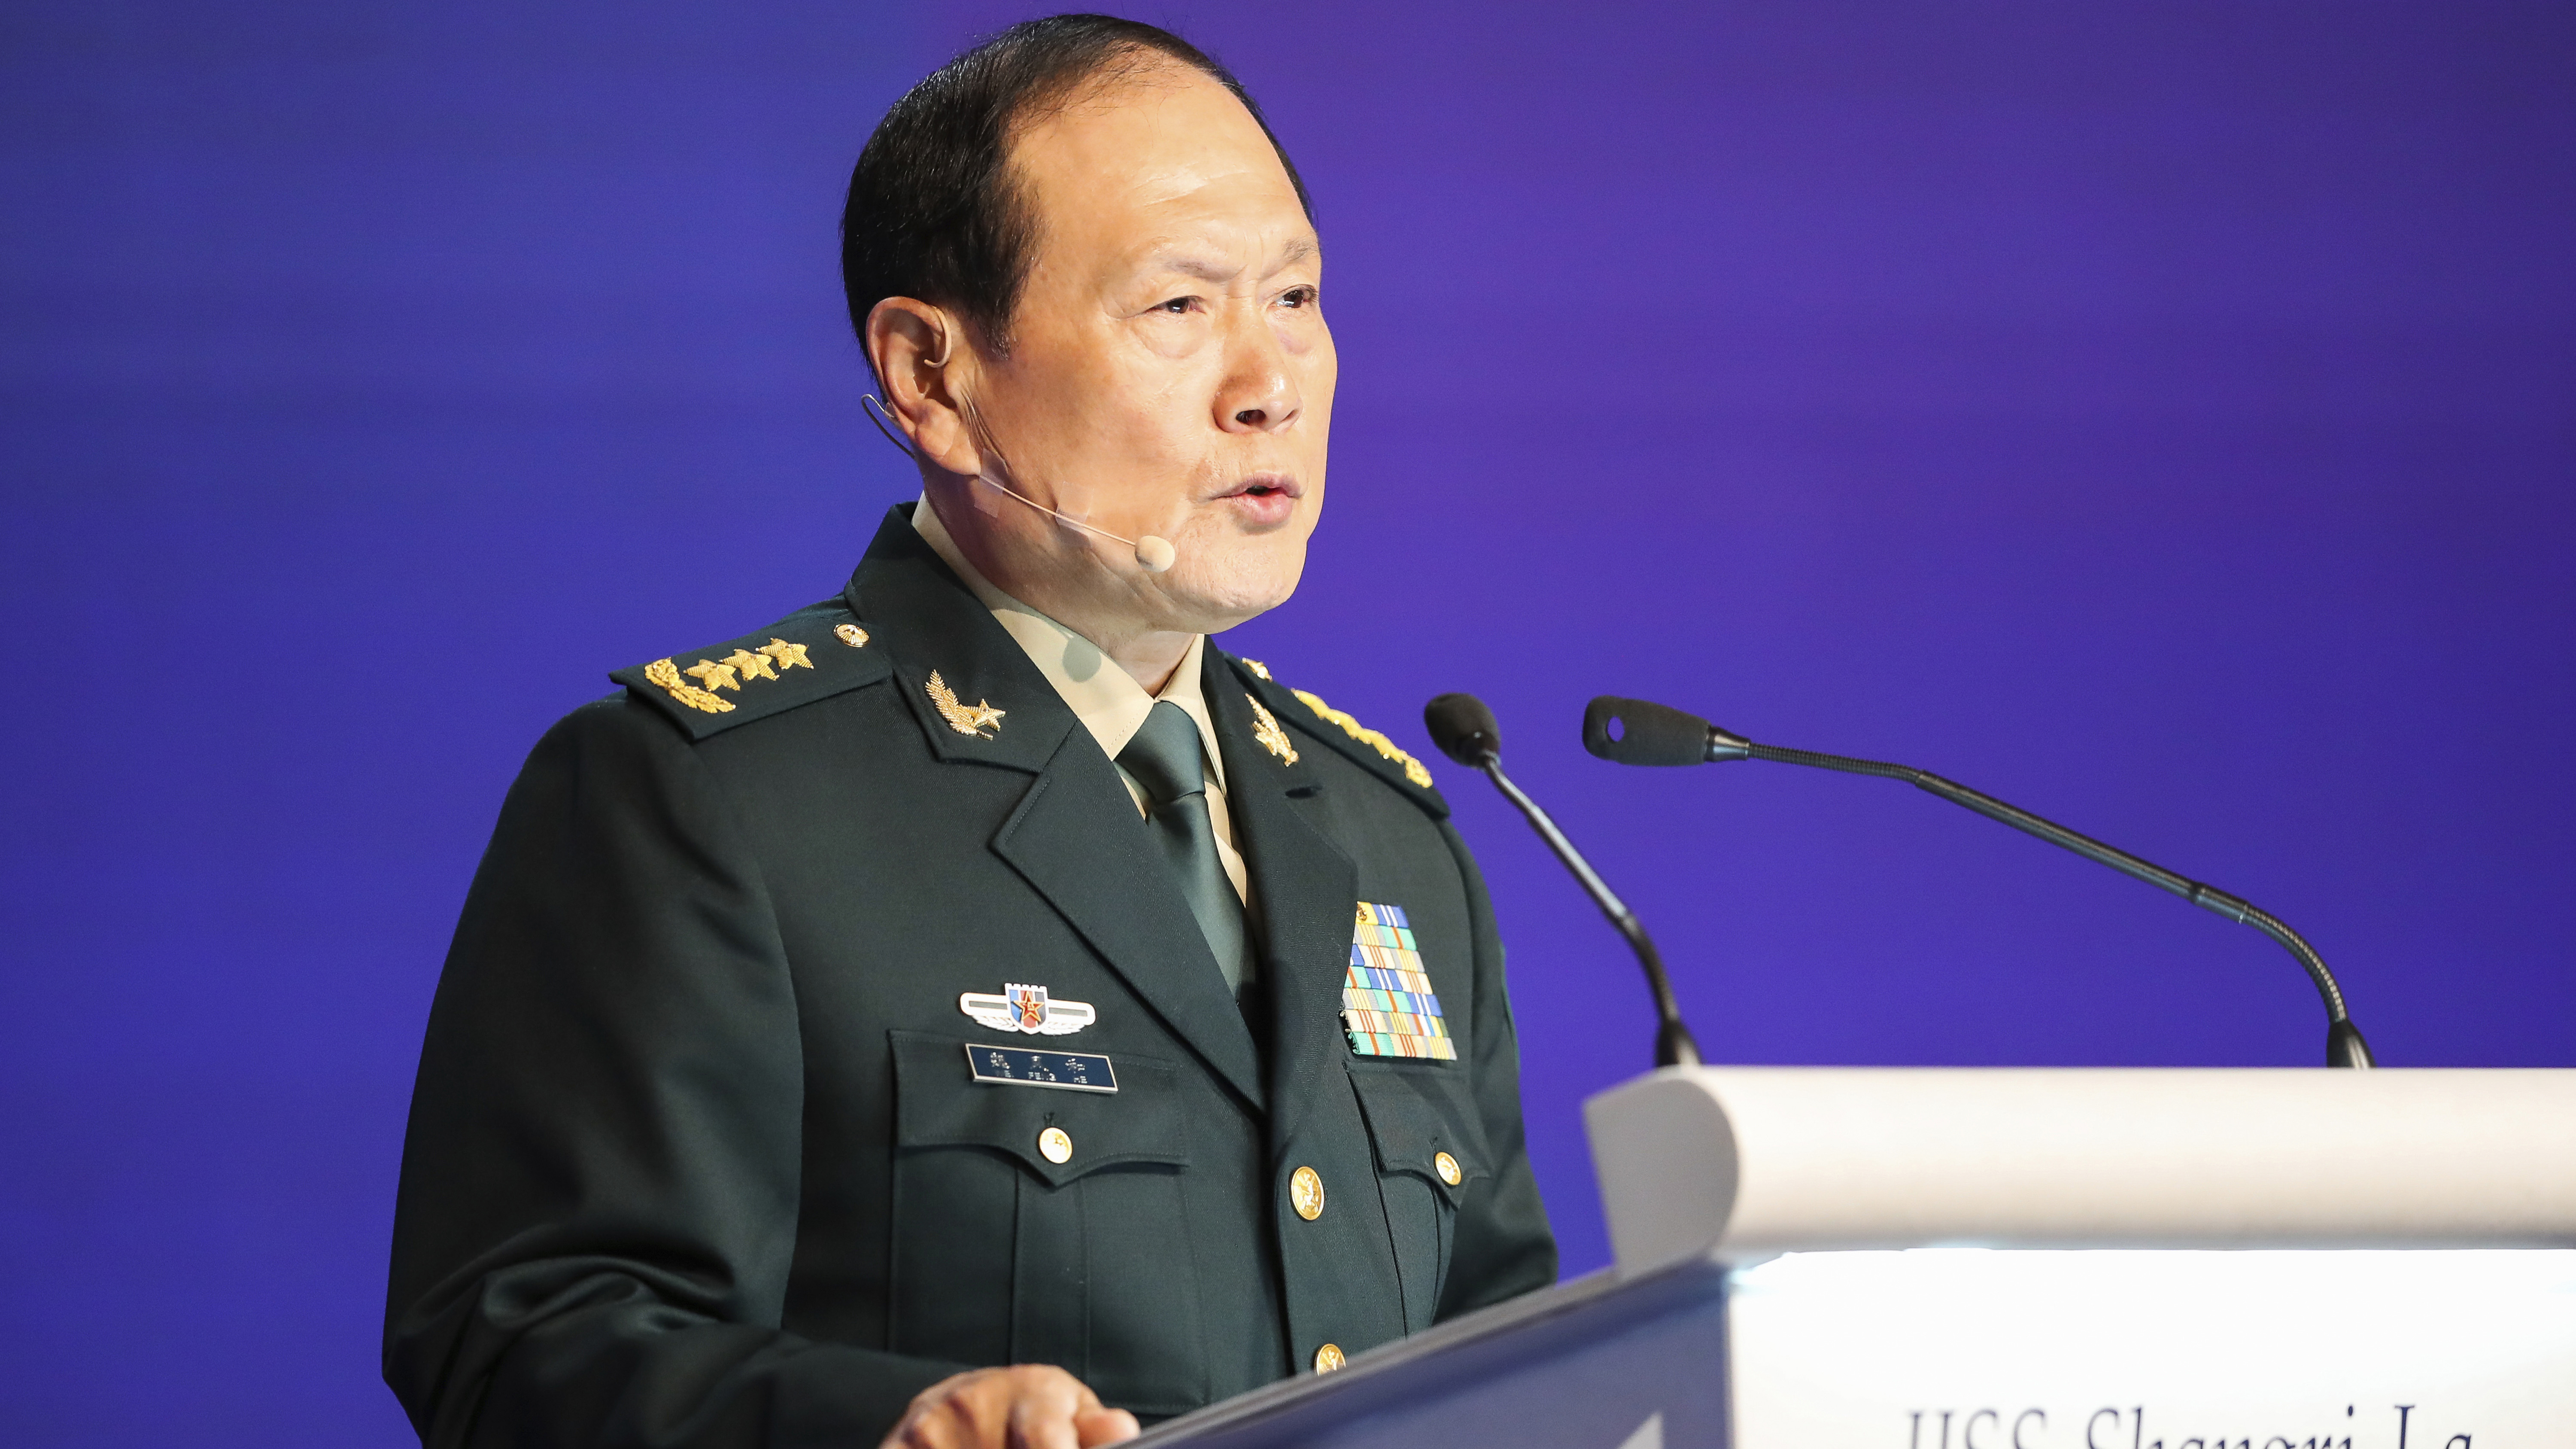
1137;1248;2573;1448
1728;1248;2576;1448
1137;1066;2576;1447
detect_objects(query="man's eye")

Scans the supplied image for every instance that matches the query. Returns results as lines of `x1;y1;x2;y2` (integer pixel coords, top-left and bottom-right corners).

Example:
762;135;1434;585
1279;286;1319;310
1156;296;1197;314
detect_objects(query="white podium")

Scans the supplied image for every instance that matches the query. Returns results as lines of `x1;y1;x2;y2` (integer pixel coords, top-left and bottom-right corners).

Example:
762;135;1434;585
1133;1068;2576;1449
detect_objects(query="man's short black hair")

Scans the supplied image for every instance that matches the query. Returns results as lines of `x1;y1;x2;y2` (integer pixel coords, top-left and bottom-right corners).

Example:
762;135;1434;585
840;14;1312;366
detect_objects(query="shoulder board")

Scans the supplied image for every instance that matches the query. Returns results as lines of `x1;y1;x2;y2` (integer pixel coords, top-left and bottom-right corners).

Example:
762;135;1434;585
1224;652;1449;818
611;600;891;740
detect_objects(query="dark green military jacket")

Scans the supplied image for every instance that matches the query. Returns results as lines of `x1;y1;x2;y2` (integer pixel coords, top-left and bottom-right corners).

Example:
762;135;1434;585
385;506;1556;1447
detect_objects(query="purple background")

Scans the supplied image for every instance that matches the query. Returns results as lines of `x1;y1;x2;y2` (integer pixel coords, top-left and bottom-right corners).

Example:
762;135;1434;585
5;2;2571;1442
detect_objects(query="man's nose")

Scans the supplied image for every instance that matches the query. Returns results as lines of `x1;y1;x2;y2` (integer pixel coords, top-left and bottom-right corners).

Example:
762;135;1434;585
1215;312;1300;433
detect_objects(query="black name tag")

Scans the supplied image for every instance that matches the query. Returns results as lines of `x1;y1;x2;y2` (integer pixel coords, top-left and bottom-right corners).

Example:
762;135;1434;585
964;1043;1118;1093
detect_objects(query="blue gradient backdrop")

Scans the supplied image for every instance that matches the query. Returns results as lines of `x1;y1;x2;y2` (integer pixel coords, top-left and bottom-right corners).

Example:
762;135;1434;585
4;3;2570;1443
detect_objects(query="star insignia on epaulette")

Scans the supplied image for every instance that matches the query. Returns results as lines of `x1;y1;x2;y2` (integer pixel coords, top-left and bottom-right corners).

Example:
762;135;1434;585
1248;695;1299;764
646;658;735;715
927;670;1005;738
684;658;741;693
759;638;814;671
647;637;820;717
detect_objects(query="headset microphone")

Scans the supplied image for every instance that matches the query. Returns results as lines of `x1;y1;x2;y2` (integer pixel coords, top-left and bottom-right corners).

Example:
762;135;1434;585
977;474;1178;574
862;394;1177;574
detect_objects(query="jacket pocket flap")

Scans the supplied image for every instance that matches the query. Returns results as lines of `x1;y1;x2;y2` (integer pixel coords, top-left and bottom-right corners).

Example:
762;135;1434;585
891;1030;1187;1187
1348;1061;1490;1199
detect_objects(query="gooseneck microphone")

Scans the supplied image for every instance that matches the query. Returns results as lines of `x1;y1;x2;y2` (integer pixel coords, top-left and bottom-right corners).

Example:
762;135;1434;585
1582;695;2374;1068
862;393;1177;574
1425;694;1703;1068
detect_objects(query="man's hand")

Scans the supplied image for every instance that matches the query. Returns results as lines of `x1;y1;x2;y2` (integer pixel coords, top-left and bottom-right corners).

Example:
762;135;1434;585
882;1364;1142;1449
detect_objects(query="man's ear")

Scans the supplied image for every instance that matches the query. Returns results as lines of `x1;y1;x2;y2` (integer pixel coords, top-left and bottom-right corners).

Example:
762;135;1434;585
865;297;983;477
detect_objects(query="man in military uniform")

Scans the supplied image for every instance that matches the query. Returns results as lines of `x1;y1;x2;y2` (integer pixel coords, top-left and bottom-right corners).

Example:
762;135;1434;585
385;16;1555;1448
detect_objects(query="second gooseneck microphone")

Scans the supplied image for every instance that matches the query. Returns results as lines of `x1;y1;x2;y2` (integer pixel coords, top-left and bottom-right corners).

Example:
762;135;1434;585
1425;693;1703;1068
862;393;1176;574
1582;694;2374;1068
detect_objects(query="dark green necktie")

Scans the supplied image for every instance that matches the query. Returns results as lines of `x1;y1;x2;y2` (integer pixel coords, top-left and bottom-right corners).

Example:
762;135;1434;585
1117;701;1253;996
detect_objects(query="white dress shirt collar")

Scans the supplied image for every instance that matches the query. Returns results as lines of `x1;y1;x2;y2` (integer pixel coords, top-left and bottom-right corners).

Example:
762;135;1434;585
910;494;1227;793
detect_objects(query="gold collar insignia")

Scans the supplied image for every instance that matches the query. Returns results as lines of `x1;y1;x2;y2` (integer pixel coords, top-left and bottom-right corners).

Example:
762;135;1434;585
1248;695;1300;764
926;670;1005;738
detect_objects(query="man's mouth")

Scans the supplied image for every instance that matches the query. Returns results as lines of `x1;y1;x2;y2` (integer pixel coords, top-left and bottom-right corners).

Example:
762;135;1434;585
1212;472;1303;527
1215;472;1303;503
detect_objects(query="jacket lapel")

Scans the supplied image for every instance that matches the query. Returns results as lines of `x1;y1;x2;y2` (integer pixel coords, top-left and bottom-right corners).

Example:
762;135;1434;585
845;511;1071;776
1208;654;1359;1142
845;507;1264;1108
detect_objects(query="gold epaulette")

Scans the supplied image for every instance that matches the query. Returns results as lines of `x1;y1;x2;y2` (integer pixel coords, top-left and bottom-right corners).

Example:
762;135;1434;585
1288;687;1435;790
1228;654;1445;812
612;607;890;740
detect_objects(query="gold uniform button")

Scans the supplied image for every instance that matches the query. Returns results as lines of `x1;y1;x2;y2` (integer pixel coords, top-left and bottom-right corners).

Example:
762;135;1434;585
1289;1165;1325;1221
1313;1343;1347;1373
1434;1151;1463;1187
1037;1126;1073;1164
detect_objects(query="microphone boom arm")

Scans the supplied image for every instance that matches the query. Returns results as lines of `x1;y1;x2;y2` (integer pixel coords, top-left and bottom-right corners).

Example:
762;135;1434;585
1475;758;1702;1068
1707;726;2372;1068
1425;692;1703;1068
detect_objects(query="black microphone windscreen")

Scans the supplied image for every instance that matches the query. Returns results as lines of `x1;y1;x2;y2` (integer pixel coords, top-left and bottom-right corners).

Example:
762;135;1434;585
1423;693;1502;764
1584;697;1713;766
